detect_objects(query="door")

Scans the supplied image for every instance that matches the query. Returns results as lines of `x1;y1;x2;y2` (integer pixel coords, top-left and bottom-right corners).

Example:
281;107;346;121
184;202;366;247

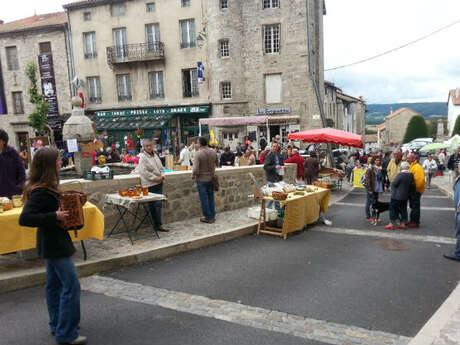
145;23;160;52
113;28;127;59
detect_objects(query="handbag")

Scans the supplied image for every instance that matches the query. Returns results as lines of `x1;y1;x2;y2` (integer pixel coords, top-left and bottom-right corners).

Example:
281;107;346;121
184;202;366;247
58;190;87;237
212;175;219;192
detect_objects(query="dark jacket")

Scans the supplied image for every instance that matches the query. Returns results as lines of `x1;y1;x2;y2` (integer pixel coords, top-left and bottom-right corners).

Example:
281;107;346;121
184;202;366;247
303;157;319;179
391;171;415;201
220;151;235;166
19;187;76;259
0;145;26;199
264;151;284;183
448;154;460;171
365;166;376;192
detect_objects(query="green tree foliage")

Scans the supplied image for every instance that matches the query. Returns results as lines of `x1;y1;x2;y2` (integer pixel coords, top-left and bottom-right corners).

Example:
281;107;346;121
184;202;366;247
452;115;460;136
25;62;49;135
403;115;429;143
428;119;438;139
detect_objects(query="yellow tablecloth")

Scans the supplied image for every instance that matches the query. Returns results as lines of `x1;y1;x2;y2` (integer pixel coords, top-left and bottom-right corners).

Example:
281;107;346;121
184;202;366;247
0;202;104;255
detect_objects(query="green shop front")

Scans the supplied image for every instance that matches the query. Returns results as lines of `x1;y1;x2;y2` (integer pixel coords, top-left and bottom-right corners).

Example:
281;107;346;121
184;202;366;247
94;105;210;153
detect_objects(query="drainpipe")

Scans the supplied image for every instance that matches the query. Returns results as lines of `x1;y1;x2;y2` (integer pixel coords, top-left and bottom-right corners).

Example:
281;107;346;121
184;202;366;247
65;9;77;96
306;0;334;167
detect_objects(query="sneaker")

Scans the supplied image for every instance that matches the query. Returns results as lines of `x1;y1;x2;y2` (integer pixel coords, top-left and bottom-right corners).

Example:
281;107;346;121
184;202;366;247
59;335;87;345
383;225;395;230
443;253;460;262
397;225;407;229
407;222;419;228
367;217;374;222
157;226;169;232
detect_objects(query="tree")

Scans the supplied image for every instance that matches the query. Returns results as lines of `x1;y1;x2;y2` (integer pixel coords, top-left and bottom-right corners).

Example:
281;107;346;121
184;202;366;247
402;115;429;143
452;115;460;136
428;119;438;139
25;61;49;136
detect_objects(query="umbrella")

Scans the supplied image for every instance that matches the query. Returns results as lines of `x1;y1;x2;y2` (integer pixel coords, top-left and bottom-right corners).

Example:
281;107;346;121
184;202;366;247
444;135;460;154
420;142;448;152
287;128;363;148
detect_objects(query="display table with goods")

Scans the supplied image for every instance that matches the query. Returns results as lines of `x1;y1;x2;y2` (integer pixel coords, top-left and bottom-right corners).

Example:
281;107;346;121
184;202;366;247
252;183;330;239
0;196;104;260
104;187;167;244
318;167;345;191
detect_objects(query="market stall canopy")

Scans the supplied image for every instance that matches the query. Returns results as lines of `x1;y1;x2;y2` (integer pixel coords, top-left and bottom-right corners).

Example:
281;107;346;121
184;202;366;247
287;128;363;148
199;116;268;126
420;142;448;152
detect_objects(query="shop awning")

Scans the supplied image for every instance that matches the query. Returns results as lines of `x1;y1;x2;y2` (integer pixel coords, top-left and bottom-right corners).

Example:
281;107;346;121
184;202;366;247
95;115;172;130
199;116;268;126
287;128;363;148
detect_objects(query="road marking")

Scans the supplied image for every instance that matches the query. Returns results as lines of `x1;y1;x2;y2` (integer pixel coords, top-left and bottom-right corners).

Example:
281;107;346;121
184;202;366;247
82;275;411;345
311;226;457;245
335;202;455;211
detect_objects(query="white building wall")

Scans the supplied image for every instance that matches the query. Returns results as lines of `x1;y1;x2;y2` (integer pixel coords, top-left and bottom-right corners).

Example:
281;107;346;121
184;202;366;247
448;97;460;135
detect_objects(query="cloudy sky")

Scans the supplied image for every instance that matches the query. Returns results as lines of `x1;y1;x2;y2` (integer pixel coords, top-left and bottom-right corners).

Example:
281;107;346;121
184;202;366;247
1;0;460;104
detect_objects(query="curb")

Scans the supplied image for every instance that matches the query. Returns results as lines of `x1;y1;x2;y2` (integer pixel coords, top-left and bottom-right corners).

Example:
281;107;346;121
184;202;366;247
0;223;257;294
432;180;454;199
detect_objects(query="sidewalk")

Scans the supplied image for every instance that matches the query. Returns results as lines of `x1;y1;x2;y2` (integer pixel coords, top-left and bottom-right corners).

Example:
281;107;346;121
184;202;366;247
0;182;352;294
408;175;460;345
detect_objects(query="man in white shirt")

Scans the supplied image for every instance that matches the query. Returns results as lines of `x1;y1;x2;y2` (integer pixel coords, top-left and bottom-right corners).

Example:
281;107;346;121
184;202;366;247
179;144;191;167
422;153;438;189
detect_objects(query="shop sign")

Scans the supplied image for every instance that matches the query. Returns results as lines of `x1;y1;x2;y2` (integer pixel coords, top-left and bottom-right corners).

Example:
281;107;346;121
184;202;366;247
38;53;59;122
256;107;291;115
96;106;209;117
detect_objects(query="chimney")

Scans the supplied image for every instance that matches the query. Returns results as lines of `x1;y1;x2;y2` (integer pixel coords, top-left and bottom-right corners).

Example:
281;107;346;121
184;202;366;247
456;88;459;99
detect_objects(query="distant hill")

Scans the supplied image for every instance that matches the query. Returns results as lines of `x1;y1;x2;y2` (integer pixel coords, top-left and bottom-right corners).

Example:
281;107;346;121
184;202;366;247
366;102;447;125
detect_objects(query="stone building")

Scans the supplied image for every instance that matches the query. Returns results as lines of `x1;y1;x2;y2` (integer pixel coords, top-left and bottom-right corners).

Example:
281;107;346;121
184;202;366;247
447;88;460;135
324;81;365;135
377;107;421;149
0;12;72;152
63;0;327;151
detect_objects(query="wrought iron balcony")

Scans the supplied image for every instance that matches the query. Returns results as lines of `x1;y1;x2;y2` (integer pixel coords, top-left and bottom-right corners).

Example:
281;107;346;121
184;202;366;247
107;42;165;67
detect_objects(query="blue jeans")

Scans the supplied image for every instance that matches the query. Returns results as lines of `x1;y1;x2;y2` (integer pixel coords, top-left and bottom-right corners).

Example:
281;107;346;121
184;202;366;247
389;199;408;223
148;183;163;229
365;191;378;219
409;192;421;224
454;213;460;258
197;181;215;220
46;257;81;343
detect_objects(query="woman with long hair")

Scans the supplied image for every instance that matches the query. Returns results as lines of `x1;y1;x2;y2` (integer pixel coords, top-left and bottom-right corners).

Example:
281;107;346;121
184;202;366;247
19;147;86;345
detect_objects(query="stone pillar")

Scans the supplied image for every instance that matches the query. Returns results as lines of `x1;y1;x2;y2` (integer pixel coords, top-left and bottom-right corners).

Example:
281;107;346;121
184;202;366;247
62;97;96;176
437;121;444;139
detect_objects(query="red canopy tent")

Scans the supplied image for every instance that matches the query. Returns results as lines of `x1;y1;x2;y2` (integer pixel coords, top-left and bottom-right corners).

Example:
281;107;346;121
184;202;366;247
287;128;363;148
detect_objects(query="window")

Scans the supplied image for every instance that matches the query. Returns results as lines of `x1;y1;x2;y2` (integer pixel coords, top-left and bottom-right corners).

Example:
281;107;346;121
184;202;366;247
219;39;229;58
145;23;160;52
149;71;164;99
83;12;91;21
111;2;126;16
113;28;127;59
263;24;280;53
146;2;155;11
265;74;282;103
181;0;191;7
220;0;228;9
221;81;232;99
83;32;97;59
5;46;18;70
263;0;279;8
12;92;24;114
180;19;196;48
87;77;101;103
182;68;198;97
116;74;132;101
39;42;51;54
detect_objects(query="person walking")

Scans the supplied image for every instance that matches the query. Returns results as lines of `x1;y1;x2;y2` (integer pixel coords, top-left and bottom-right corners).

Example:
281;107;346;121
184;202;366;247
0;129;26;198
444;169;460;261
264;142;284;209
448;148;460;178
136;140;168;232
438;149;446;173
345;154;356;184
386;149;402;185
284;148;305;184
407;153;425;228
364;156;384;222
193;137;218;223
383;161;414;230
19;147;86;345
303;151;320;185
179;144;192;167
422;153;437;189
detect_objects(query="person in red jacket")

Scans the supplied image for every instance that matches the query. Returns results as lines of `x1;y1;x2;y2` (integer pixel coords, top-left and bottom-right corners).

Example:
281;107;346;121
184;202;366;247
259;148;269;164
284;148;305;183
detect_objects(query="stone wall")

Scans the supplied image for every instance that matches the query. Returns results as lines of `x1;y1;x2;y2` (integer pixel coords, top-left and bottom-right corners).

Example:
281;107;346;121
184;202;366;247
61;164;296;233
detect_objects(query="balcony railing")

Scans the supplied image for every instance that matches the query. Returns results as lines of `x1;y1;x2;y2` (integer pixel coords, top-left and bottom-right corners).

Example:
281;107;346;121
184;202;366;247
107;42;165;67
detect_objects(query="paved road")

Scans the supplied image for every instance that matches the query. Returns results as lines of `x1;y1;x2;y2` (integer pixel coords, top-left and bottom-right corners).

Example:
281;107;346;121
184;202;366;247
0;187;459;345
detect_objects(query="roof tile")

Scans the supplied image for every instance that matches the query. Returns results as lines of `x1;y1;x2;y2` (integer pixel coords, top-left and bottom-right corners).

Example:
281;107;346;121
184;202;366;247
0;12;67;34
449;89;460;106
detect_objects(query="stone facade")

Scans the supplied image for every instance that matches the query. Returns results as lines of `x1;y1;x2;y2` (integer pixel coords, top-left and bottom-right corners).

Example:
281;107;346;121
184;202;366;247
61;164;296;233
324;81;366;135
0;19;72;150
383;107;420;147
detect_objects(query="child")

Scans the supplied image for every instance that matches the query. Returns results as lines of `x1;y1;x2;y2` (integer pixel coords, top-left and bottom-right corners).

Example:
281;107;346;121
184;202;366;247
19;147;87;345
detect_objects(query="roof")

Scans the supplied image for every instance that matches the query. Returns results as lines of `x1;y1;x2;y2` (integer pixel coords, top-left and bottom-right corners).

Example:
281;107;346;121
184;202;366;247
385;107;420;120
0;12;67;34
63;0;127;10
365;134;377;143
378;123;386;131
448;89;460;106
336;89;365;103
